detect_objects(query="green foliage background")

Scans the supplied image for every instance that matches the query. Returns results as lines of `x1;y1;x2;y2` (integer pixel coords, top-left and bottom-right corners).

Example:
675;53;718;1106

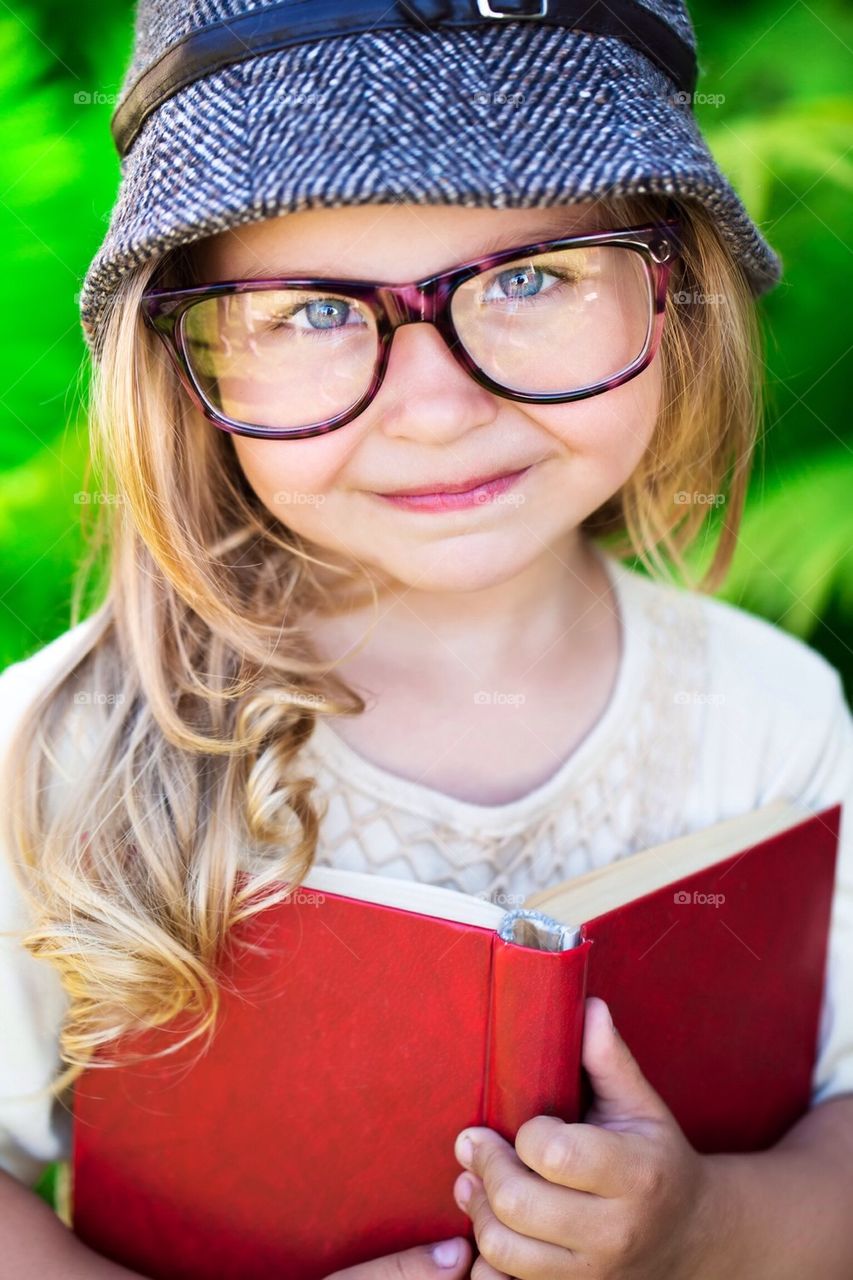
2;0;851;683
0;0;850;1215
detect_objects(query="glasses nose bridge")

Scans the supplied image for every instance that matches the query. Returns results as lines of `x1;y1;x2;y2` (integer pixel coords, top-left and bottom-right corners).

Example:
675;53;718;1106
379;278;446;329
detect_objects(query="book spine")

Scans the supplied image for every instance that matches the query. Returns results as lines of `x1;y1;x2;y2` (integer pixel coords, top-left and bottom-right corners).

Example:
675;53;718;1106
497;907;581;950
481;935;592;1140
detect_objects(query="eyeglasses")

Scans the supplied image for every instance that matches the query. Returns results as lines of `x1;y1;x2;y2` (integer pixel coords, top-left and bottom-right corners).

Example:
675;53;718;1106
140;220;681;441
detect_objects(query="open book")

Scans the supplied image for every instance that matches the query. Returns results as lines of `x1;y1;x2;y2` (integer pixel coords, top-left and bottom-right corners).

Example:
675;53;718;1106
69;799;841;1280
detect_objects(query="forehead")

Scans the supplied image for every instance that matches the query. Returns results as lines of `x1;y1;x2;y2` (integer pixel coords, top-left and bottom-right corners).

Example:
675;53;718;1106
189;200;622;283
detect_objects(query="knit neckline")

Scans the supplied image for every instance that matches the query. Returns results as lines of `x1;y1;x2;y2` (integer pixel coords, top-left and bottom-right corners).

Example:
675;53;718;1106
306;544;650;835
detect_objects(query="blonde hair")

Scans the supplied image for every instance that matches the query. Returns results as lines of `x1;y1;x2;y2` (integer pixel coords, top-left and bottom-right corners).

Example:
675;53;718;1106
1;192;764;1105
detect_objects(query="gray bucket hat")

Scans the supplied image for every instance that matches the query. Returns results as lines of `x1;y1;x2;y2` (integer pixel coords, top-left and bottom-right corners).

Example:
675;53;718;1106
79;0;783;362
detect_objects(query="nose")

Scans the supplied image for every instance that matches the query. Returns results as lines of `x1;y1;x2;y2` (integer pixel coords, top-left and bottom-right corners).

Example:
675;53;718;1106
374;321;497;442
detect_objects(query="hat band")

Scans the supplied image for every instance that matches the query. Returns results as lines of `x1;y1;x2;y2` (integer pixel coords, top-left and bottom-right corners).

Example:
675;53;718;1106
111;0;699;158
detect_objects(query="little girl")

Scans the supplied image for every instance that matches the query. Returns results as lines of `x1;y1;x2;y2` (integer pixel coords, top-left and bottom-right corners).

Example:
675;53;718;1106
2;1;852;1277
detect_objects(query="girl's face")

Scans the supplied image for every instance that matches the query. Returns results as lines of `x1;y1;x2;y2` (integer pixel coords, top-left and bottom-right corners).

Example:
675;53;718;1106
191;202;662;595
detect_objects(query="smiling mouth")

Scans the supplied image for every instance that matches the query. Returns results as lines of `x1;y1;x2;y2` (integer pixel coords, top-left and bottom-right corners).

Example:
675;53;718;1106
372;465;533;512
375;464;533;498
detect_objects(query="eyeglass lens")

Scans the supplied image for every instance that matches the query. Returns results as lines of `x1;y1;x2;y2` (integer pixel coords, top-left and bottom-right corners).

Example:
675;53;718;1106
181;244;655;433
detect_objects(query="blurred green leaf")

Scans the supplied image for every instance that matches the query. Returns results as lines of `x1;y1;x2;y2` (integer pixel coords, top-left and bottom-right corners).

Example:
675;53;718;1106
704;98;853;223
0;0;850;697
0;421;90;664
717;450;853;637
33;1160;59;1211
0;3;130;470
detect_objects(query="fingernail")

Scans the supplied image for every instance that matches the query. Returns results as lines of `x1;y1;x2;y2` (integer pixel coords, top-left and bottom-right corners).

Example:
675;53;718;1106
430;1238;463;1268
456;1132;474;1166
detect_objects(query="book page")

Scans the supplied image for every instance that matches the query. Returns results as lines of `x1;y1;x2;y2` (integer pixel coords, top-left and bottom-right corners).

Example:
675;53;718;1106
525;798;807;925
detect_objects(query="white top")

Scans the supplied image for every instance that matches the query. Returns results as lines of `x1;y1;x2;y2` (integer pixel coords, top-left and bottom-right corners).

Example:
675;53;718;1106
1;549;852;1188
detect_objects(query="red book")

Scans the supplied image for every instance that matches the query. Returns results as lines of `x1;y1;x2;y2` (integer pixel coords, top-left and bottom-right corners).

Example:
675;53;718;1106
67;799;840;1279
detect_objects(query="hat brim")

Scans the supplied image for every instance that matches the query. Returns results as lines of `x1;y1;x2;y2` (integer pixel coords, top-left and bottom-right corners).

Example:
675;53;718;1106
80;22;782;357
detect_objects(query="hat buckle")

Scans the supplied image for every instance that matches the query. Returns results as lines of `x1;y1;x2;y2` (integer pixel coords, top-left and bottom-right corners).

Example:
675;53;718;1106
476;0;548;17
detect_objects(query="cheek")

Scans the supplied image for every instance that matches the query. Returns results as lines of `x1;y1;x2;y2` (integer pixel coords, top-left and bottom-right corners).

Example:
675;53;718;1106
230;428;361;515
530;360;662;482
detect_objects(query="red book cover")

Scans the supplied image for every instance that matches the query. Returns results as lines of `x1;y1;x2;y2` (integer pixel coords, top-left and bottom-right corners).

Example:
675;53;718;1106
68;803;840;1279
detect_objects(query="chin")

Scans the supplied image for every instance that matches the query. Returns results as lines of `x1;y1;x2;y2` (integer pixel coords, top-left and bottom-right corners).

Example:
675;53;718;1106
381;533;548;595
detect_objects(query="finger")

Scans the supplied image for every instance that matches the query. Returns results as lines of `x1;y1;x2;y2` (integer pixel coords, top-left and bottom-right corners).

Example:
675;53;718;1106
470;1257;509;1280
456;1128;603;1249
581;997;674;1126
514;1114;654;1198
324;1236;473;1278
458;1172;575;1280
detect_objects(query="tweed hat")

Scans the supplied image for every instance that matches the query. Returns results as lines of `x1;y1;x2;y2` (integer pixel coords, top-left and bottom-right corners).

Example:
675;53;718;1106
79;0;782;362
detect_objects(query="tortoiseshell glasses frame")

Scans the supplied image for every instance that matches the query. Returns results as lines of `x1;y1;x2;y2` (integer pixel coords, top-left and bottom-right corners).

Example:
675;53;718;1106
140;219;682;441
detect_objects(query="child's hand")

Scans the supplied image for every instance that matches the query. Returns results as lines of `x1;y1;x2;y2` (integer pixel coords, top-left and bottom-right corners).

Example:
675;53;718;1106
325;1236;472;1279
453;996;716;1279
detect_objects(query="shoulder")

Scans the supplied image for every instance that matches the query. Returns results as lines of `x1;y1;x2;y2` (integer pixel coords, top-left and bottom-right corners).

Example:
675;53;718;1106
0;616;103;760
0;611;107;939
618;558;841;700
0;615;106;853
615;561;851;806
0;626;95;1187
692;581;844;720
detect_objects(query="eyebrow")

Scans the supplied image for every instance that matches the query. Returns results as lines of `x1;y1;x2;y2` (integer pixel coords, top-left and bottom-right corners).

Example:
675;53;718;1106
474;213;603;258
233;212;606;282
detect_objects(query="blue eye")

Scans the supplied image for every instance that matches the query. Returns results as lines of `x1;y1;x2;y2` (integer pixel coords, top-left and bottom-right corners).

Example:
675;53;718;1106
496;265;546;299
299;298;351;329
481;263;578;305
275;296;369;334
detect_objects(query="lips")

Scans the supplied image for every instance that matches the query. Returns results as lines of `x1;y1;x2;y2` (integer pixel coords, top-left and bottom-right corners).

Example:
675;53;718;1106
374;465;533;513
376;466;530;498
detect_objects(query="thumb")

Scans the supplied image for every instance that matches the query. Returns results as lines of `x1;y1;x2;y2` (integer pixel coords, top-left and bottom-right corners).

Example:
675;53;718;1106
325;1237;472;1279
581;996;673;1127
